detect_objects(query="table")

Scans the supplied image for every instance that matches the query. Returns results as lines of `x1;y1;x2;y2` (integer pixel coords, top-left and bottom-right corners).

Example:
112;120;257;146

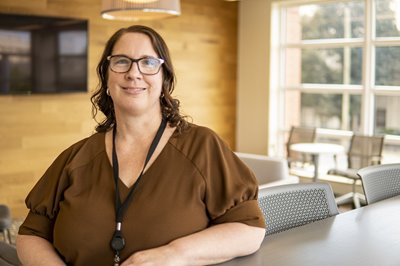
217;195;400;266
290;142;345;181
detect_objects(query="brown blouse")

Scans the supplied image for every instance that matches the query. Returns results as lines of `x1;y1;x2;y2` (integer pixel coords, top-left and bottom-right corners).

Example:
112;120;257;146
18;124;265;266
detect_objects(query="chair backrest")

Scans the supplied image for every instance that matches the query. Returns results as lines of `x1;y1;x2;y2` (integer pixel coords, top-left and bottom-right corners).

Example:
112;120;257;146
258;183;339;236
286;126;316;159
0;241;22;265
358;163;400;205
347;134;384;169
235;152;290;184
0;205;11;232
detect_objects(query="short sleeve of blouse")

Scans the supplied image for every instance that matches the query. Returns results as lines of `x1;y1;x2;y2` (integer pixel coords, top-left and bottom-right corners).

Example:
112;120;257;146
18;140;86;241
184;126;265;229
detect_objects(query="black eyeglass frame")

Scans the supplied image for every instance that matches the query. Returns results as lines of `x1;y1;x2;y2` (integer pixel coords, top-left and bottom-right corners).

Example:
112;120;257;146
106;55;165;75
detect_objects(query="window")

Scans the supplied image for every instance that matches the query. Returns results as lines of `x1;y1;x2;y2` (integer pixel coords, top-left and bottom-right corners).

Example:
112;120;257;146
271;0;400;163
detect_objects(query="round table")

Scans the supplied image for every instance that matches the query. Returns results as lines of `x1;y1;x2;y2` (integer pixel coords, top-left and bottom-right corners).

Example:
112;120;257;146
290;143;345;181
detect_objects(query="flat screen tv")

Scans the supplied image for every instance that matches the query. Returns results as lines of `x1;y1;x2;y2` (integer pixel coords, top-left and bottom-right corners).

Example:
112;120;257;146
0;13;88;94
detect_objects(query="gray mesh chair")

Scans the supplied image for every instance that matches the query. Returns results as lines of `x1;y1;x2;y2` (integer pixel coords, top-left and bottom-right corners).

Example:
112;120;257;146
0;241;22;266
358;163;400;205
257;183;339;236
0;205;11;244
286;126;316;168
327;134;384;208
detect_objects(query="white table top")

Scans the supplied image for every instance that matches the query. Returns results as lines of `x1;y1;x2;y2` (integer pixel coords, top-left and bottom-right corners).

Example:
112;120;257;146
290;142;345;155
217;195;400;266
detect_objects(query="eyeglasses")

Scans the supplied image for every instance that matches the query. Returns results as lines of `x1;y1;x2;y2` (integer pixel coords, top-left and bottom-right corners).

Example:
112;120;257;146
107;55;164;75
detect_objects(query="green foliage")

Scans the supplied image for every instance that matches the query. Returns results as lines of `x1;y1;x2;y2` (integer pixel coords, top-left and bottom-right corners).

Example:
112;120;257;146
288;1;400;133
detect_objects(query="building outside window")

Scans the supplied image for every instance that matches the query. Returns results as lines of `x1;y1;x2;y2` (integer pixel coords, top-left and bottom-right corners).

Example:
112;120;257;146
270;0;400;166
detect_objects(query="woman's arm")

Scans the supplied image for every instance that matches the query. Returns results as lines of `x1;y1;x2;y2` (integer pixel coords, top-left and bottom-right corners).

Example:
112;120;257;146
16;234;66;266
121;222;265;266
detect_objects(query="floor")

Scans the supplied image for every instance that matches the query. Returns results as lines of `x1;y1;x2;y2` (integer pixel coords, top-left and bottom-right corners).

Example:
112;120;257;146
337;202;354;213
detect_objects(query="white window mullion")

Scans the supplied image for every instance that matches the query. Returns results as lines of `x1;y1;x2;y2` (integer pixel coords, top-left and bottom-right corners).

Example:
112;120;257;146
362;0;374;135
271;0;400;162
269;3;283;156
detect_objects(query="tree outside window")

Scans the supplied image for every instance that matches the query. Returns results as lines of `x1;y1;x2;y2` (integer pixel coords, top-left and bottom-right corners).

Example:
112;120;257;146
275;0;400;163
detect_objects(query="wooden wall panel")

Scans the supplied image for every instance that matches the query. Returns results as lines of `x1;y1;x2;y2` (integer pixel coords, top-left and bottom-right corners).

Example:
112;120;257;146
0;0;238;218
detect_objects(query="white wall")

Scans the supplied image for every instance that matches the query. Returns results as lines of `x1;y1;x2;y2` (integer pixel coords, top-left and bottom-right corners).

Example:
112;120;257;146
236;0;272;155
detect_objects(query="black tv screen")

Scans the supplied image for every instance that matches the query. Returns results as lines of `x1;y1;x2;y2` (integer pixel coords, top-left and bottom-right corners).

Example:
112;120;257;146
0;13;88;94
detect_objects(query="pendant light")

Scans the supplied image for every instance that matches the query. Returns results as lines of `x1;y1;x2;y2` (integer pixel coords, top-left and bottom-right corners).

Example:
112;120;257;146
101;0;181;21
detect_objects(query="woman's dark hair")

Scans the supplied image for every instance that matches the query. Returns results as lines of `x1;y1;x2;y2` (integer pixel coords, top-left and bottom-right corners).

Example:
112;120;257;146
90;25;188;133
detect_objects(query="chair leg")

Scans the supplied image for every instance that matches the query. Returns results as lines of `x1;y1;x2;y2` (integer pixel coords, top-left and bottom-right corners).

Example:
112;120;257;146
336;179;366;209
353;194;361;209
351;181;360;208
335;192;355;205
6;229;12;244
336;192;365;208
354;193;366;207
2;230;11;244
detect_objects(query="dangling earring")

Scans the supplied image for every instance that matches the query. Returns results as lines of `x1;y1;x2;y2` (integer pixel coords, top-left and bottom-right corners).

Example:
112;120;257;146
106;88;110;96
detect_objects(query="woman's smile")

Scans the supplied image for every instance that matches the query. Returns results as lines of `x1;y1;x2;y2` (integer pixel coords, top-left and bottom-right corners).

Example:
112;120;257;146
121;86;146;94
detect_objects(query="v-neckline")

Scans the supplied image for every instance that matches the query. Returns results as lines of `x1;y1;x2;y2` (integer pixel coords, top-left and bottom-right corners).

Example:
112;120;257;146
104;126;176;189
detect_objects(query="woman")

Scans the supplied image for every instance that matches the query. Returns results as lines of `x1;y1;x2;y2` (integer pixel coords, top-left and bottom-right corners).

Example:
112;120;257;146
16;25;265;266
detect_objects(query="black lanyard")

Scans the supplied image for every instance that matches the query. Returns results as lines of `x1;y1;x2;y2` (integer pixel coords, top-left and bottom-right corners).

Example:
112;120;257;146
110;118;167;266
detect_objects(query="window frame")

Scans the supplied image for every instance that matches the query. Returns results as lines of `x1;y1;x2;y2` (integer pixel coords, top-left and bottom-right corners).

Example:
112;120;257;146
270;0;400;163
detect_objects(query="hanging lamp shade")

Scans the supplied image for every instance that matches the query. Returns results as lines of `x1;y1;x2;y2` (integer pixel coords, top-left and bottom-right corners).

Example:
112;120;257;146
101;0;181;21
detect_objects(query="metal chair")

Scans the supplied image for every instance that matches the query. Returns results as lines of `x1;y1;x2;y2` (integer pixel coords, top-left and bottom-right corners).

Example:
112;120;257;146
286;126;316;168
0;205;11;244
358;163;400;205
257;183;339;236
0;241;22;266
327;134;384;208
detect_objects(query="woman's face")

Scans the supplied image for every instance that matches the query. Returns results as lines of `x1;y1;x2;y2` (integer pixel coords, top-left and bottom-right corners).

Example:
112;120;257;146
107;32;163;118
